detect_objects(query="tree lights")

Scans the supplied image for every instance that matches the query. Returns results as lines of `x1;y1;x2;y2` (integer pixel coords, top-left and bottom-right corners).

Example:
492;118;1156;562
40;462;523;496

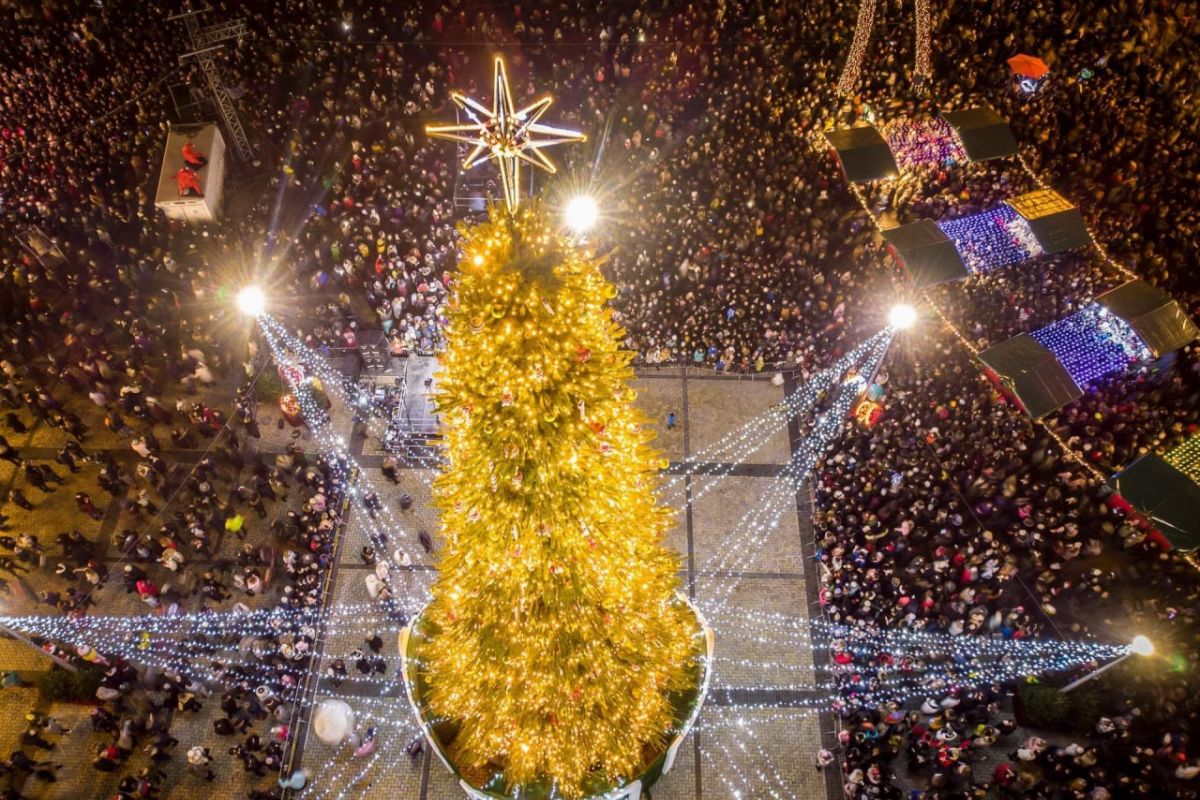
837;0;933;96
836;0;878;96
913;0;932;81
409;202;704;798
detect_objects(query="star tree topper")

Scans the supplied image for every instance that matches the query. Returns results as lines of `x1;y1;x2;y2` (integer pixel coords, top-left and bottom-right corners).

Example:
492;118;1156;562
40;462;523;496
426;57;586;213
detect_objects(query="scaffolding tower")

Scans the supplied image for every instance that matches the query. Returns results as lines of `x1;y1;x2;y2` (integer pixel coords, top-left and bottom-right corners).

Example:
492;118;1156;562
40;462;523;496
169;7;253;163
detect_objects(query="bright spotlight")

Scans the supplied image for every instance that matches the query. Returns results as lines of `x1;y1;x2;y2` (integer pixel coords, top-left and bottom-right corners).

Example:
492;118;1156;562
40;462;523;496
888;304;918;330
1130;635;1154;657
236;285;266;317
564;195;599;232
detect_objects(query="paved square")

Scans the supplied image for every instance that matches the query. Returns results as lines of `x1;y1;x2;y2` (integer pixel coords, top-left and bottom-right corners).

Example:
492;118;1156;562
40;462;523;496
292;369;833;800
0;364;831;800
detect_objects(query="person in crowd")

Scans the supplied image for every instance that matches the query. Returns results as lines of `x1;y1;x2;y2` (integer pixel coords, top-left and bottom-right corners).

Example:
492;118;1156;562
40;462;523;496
0;3;1196;800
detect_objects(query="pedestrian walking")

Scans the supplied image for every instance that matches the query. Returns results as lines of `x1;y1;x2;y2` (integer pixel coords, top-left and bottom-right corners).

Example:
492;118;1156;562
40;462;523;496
21;727;54;751
7;489;33;510
186;745;215;781
0;436;19;466
55;445;79;473
75;492;103;520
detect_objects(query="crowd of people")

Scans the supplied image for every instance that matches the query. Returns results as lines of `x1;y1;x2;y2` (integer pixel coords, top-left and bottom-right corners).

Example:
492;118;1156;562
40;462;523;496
804;1;1200;799
0;0;1197;798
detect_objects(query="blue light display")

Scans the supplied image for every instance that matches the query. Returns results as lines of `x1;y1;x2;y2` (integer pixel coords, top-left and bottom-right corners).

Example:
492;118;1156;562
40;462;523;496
1031;303;1152;386
938;205;1043;273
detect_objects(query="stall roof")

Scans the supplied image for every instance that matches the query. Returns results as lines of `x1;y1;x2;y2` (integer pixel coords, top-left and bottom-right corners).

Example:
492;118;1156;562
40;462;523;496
1109;454;1200;550
940;108;1018;162
1006;189;1092;254
978;333;1083;419
881;220;969;288
824;125;899;183
1096;280;1200;358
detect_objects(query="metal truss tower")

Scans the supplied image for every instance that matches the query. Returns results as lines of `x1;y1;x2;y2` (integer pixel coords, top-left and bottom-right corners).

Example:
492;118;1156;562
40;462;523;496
169;7;253;163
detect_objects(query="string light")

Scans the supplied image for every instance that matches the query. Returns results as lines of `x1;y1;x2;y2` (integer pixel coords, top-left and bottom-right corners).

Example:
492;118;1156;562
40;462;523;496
1165;435;1200;485
937;205;1042;273
258;315;442;479
1017;150;1139;281
261;323;417;550
883;117;963;169
913;0;932;81
667;330;890;506
836;0;877;95
1029;303;1152;386
837;0;933;97
698;332;892;618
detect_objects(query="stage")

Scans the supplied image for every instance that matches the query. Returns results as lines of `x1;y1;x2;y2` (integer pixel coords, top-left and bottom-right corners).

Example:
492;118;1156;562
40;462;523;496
356;356;442;451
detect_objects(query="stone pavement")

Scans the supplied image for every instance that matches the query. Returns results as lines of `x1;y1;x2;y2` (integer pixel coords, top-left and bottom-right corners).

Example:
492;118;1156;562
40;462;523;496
0;366;308;800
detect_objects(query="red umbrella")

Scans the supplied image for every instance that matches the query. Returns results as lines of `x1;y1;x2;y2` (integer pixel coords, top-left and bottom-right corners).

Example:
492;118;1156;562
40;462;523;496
1007;54;1049;79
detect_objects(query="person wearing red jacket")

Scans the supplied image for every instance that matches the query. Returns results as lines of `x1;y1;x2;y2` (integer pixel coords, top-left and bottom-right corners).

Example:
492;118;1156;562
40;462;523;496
182;141;207;168
176;167;203;197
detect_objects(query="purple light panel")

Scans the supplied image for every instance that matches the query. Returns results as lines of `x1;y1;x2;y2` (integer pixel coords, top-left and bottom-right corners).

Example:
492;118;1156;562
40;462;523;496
1030;303;1153;386
937;205;1043;273
883;117;966;169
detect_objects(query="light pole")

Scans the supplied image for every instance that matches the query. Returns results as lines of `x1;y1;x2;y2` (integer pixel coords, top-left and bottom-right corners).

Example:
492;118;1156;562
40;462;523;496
564;195;599;234
1060;635;1153;694
235;285;266;317
0;622;78;672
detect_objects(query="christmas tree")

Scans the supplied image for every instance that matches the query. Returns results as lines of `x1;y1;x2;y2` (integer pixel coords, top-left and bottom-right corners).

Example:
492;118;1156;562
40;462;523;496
413;203;700;798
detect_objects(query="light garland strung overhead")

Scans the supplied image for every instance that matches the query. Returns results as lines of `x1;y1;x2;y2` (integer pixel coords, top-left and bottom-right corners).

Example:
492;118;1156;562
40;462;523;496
666;329;890;503
836;0;878;96
698;331;893;620
913;0;932;82
258;315;443;478
837;0;934;96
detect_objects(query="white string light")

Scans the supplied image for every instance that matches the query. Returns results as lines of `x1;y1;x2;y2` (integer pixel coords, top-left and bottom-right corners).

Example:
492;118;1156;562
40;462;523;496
837;0;878;96
913;0;932;81
259;316;443;478
667;330;890;506
698;331;892;621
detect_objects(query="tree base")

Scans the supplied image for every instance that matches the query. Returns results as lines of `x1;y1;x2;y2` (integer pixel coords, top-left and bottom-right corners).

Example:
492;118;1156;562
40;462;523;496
398;593;713;800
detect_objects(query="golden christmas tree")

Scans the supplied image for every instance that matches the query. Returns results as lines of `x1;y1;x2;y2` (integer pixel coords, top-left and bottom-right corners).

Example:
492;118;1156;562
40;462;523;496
412;203;700;798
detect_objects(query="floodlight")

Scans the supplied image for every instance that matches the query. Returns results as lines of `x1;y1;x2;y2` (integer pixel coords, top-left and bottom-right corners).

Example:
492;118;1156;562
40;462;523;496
564;195;599;232
888;304;918;330
1130;635;1154;657
236;285;266;317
